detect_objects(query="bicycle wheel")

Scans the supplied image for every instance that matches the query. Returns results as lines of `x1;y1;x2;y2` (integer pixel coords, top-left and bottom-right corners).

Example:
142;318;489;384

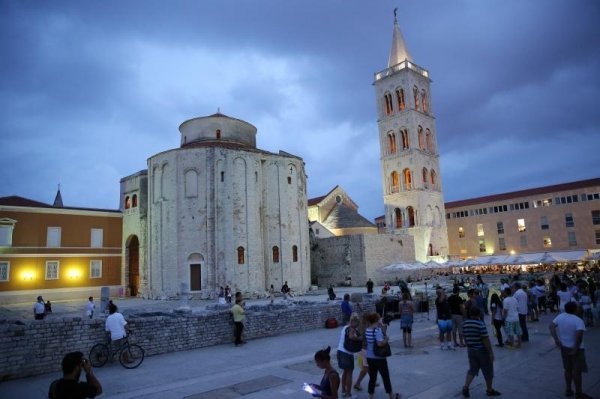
89;344;109;367
119;344;144;369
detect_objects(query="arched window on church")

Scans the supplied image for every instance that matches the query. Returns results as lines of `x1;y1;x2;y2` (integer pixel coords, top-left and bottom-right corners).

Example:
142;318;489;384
216;129;221;139
391;171;399;193
132;194;138;208
422;167;429;188
431;169;437;188
401;129;409;149
403;168;412;191
396;88;405;111
413;86;420;111
292;245;298;262
421;89;429;113
384;92;394;116
124;196;131;209
272;246;280;263
395;208;403;228
428;243;434;256
407;206;416;227
388;132;397;154
426;129;434;153
237;246;245;264
418;126;425;150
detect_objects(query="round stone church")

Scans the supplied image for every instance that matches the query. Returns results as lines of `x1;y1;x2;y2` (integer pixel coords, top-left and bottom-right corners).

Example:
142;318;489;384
120;112;310;299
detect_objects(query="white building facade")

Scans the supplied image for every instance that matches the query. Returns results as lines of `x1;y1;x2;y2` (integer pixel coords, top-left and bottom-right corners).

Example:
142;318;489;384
121;113;310;299
374;15;449;262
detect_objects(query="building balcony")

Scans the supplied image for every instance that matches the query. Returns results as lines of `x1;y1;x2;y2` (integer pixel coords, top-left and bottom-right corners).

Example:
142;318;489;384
375;60;429;81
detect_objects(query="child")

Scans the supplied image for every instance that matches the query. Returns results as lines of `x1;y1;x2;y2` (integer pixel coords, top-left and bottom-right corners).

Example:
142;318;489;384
86;296;95;319
579;289;593;326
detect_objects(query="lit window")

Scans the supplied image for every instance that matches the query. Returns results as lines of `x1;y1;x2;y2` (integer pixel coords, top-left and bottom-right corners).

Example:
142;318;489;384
272;246;280;263
90;260;102;278
292;245;298;262
0;261;9;282
47;227;61;248
403;169;412;191
237;247;245;264
517;219;526;232
45;261;59;280
396;88;405;111
458;227;465;238
477;224;484;237
91;229;103;248
391;171;399;193
479;239;486;253
543;237;552;248
567;232;577;247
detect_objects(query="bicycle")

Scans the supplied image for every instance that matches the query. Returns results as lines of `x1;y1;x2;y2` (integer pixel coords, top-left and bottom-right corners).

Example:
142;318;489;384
89;330;145;369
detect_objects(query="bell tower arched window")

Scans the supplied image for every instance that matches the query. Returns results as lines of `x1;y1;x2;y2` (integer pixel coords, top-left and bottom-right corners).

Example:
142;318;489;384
426;129;434;153
391;171;399;193
421;89;429;113
124;196;131;209
422;167;428;187
396;88;405;111
418;126;425;150
384;92;393;115
132;194;138;207
394;208;403;228
272;246;280;263
401;129;409;149
407;206;416;227
237;246;245;264
413;86;420;111
403;168;412;191
387;132;397;154
431;169;437;187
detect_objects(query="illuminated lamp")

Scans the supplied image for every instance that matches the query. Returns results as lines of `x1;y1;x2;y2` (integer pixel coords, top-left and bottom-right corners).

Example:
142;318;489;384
22;271;34;281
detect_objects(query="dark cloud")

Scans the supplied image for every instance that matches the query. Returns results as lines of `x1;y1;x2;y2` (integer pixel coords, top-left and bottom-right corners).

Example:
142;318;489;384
1;1;599;221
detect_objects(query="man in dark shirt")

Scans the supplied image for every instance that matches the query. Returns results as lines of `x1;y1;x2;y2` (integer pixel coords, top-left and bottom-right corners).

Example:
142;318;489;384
448;286;466;347
48;351;102;399
366;278;374;294
461;307;500;397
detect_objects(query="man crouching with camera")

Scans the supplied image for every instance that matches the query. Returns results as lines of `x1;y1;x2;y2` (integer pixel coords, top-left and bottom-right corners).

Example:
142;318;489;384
48;351;103;399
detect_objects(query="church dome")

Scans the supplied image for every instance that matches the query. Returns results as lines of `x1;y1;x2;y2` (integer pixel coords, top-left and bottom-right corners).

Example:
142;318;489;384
179;112;257;148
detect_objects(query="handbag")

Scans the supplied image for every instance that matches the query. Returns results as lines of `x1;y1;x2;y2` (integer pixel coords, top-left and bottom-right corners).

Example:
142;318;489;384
373;328;392;357
343;327;363;353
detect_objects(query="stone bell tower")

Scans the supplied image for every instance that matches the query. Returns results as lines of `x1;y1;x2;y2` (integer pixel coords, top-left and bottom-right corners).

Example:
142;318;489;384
374;11;448;261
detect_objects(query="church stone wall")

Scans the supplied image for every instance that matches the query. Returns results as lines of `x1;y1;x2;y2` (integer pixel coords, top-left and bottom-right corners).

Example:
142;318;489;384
311;233;415;287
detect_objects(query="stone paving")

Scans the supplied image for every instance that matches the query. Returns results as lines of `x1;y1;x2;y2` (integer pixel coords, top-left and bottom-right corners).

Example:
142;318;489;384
1;285;599;398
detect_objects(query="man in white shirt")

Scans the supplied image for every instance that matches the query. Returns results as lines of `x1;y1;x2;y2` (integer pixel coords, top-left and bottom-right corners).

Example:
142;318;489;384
502;288;522;348
105;303;131;362
512;283;529;342
549;301;591;399
33;295;46;320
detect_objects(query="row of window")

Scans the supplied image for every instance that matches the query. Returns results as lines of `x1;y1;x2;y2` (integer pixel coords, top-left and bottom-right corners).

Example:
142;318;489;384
534;193;600;208
447;201;530;219
0;226;104;248
459;212;599;239
475;230;600;253
383;86;429;116
236;245;299;264
0;260;102;282
385;126;436;155
389;168;438;194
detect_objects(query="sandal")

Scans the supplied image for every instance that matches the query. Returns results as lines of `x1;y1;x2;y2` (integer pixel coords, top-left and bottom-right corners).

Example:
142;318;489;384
353;385;362;391
486;389;501;396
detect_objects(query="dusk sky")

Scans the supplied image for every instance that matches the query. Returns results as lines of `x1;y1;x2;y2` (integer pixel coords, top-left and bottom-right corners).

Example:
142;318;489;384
2;1;599;221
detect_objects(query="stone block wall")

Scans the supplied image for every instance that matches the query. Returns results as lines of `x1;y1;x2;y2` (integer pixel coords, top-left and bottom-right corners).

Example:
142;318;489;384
0;301;375;381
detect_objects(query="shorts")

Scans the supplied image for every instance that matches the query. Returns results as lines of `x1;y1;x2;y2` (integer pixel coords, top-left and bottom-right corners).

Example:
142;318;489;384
400;314;413;332
438;319;452;333
451;315;464;334
560;348;588;373
503;321;522;337
467;348;494;380
337;350;354;370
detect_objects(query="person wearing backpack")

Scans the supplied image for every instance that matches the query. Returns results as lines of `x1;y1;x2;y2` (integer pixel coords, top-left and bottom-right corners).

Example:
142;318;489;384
337;313;362;398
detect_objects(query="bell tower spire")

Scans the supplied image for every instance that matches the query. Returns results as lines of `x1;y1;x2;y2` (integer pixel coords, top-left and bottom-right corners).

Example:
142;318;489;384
388;8;413;68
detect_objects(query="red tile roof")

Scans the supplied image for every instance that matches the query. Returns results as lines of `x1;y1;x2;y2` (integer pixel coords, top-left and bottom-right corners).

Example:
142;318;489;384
445;178;600;209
